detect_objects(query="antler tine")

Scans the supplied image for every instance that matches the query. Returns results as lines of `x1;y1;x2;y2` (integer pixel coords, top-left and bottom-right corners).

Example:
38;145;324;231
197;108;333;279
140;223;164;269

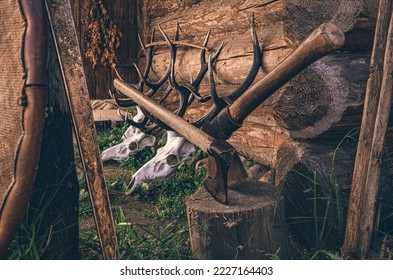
157;24;177;85
183;83;211;102
137;32;153;90
157;85;173;103
138;33;147;55
113;67;126;82
138;29;155;55
109;89;137;108
117;108;154;133
192;55;227;127
207;54;225;107
158;24;191;117
134;62;170;96
133;62;144;82
211;42;224;62
191;30;210;89
113;66;144;92
138;27;172;94
150;28;156;44
203;30;211;50
192;41;224;89
227;13;262;100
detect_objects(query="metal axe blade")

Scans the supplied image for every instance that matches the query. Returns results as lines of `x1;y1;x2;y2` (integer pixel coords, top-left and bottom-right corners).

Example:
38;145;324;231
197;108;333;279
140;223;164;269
114;79;246;204
114;22;345;204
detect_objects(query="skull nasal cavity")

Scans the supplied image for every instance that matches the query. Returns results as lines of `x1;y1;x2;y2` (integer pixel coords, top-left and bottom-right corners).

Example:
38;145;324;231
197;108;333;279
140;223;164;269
166;154;179;167
128;141;138;151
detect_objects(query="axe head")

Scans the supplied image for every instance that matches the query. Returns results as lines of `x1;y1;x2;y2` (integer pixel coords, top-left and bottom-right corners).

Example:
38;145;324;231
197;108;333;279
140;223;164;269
204;140;247;204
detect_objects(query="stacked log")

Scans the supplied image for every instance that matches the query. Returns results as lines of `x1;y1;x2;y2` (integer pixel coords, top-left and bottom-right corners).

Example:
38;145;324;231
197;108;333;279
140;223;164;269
136;0;377;160
135;0;393;248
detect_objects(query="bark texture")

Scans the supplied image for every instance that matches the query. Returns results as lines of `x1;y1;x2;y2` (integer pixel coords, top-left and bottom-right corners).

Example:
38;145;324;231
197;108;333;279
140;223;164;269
186;181;290;259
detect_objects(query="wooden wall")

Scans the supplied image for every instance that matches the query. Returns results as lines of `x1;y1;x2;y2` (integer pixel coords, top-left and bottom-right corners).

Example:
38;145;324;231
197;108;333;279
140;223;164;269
70;0;139;100
135;0;378;165
135;0;393;247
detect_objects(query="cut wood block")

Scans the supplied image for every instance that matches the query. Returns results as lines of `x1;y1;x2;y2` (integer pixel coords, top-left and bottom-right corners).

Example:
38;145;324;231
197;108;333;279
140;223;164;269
186;181;290;259
92;109;123;122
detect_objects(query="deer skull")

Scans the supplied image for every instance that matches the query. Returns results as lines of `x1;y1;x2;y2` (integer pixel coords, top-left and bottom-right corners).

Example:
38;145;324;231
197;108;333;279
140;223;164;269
126;130;196;194
101;107;156;162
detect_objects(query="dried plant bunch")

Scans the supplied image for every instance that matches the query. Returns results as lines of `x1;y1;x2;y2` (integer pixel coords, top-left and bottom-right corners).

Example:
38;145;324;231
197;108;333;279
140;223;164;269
84;0;122;67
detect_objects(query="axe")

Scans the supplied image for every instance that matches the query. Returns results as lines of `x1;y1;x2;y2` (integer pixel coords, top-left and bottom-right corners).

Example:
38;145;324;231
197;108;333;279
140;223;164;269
114;22;345;204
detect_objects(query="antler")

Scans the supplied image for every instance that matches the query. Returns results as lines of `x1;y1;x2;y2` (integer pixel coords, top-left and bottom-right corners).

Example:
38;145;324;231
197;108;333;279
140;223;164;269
111;21;232;134
193;14;263;127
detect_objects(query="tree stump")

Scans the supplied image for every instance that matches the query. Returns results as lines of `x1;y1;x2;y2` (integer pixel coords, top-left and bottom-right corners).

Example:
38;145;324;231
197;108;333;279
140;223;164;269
185;181;290;259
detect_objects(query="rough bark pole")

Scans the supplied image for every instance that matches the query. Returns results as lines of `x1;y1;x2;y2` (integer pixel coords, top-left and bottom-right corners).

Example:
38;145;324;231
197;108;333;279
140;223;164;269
342;0;392;258
186;181;290;259
358;6;393;258
46;0;118;259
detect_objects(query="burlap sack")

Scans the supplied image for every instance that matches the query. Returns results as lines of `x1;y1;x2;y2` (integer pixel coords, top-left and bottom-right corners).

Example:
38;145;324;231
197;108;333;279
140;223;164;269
0;0;48;257
0;0;26;212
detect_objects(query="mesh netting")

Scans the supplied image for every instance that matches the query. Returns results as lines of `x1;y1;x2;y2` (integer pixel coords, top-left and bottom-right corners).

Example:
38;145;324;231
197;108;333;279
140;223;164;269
0;0;25;209
285;0;363;43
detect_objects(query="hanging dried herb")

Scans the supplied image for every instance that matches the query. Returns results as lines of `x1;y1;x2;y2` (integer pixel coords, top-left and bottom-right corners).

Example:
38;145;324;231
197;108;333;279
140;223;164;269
84;0;122;67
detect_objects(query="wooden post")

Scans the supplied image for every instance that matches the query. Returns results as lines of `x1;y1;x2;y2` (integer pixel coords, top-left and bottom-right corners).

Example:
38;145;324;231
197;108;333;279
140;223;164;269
358;6;393;258
185;181;290;259
342;0;393;258
46;0;119;259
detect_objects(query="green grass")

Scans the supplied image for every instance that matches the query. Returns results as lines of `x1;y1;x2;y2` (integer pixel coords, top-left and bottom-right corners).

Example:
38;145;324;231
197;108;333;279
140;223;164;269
134;159;206;221
79;126;206;259
79;160;206;259
80;206;194;260
121;148;155;174
280;128;361;258
98;124;129;151
5;173;71;259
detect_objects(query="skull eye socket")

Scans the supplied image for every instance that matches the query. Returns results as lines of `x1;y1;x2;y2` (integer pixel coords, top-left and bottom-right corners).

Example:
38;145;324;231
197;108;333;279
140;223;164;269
166;154;179;167
128;141;138;152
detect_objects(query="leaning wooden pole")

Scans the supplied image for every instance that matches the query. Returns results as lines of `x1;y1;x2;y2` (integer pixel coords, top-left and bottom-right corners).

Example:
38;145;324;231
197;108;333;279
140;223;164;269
358;10;393;258
342;0;393;258
45;0;119;259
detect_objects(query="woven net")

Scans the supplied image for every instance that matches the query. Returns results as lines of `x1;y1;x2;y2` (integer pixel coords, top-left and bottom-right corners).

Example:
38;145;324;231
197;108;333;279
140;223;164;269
0;0;25;209
285;0;363;43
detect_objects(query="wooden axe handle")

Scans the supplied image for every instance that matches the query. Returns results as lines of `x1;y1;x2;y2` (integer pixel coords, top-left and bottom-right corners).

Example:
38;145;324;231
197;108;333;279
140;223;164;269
229;22;345;124
116;23;344;150
114;79;215;152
